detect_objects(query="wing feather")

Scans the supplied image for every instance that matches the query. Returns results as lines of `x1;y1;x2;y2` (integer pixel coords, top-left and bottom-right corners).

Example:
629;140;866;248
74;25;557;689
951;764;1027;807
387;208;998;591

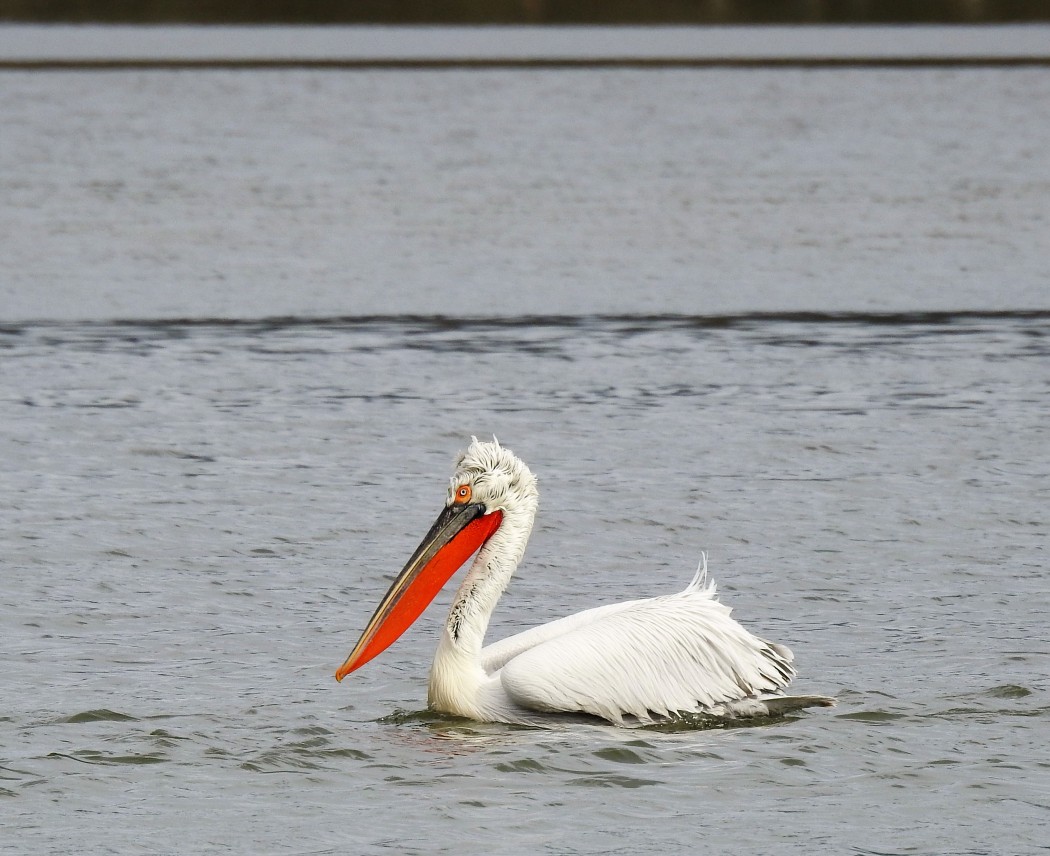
479;600;642;674
498;578;795;725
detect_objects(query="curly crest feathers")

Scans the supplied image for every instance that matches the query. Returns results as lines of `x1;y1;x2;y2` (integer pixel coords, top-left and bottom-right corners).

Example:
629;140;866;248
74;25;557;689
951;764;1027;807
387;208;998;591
450;438;538;518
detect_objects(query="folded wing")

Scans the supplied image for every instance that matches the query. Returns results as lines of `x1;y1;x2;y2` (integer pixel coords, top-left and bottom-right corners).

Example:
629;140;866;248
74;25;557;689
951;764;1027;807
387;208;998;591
496;575;795;725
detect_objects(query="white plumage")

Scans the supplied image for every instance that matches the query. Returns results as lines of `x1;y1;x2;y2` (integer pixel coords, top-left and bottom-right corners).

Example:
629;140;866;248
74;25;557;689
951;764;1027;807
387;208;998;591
340;437;834;726
497;563;797;724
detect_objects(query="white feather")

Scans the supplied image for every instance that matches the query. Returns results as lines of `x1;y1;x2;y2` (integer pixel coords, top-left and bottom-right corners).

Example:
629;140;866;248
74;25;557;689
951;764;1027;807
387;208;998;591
497;581;794;725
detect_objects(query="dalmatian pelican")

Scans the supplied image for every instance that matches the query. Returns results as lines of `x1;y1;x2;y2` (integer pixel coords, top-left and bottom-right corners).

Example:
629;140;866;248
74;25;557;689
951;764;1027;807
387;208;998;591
336;438;833;726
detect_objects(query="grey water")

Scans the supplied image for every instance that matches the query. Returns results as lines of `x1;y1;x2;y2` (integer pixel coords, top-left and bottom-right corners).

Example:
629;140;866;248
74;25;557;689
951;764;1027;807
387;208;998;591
3;64;1050;321
2;47;1050;856
3;314;1048;854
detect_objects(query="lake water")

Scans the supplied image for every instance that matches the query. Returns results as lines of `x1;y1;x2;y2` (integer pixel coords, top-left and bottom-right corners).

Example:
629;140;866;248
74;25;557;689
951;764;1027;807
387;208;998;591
2;63;1049;320
2;43;1049;856
3;314;1048;854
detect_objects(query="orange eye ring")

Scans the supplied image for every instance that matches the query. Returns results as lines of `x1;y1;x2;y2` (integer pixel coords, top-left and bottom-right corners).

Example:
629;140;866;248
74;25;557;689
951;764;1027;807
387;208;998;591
454;484;472;504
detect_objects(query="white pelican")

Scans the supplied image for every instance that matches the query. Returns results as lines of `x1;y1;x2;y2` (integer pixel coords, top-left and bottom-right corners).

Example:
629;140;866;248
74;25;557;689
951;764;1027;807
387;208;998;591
336;438;834;726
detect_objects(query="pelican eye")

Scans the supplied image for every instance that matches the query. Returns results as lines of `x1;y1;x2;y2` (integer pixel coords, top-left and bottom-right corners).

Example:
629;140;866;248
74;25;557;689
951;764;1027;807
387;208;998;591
454;484;472;504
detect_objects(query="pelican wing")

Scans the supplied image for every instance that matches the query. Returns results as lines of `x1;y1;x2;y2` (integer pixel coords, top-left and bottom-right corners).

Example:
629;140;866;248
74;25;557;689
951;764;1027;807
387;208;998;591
497;576;795;725
480;600;643;674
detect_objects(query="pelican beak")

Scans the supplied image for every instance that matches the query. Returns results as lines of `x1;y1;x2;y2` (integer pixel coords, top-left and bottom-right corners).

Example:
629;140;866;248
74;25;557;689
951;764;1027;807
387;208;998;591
335;502;503;681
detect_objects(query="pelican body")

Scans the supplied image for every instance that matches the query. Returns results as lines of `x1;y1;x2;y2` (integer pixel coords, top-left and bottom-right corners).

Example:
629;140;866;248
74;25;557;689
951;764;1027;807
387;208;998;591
336;439;833;726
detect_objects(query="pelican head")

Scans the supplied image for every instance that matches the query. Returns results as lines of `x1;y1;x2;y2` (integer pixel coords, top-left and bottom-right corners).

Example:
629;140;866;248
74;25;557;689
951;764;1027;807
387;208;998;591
335;438;536;681
449;438;538;521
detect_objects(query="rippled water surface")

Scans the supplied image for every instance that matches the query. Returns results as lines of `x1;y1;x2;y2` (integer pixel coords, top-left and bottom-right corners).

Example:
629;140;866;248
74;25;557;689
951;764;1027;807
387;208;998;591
2;314;1048;854
3;43;1050;855
3;65;1050;319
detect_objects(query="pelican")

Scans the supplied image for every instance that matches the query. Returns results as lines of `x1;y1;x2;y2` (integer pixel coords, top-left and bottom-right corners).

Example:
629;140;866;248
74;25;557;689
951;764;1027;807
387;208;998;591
335;438;834;726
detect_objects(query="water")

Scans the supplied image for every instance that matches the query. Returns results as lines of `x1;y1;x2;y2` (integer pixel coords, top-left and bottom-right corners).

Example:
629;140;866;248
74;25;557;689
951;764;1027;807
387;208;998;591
2;48;1049;854
2;314;1048;854
5;25;1050;64
2;65;1050;320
